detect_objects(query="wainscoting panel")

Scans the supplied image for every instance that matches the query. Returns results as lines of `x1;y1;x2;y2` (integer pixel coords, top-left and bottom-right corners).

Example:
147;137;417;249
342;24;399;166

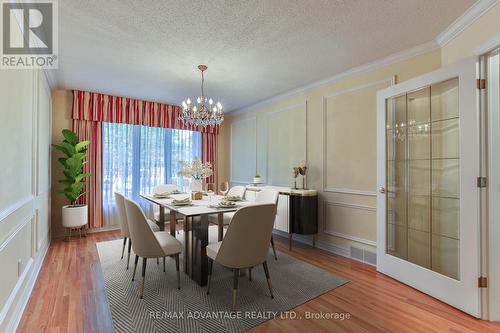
0;69;51;333
266;103;307;187
323;201;377;246
230;117;257;184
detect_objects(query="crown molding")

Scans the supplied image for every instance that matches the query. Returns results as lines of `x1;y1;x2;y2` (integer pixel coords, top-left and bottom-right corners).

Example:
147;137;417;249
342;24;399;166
229;40;438;115
43;69;57;89
436;0;499;47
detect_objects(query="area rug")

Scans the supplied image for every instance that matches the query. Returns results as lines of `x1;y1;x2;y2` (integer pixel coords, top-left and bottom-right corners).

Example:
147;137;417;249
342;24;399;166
96;228;348;333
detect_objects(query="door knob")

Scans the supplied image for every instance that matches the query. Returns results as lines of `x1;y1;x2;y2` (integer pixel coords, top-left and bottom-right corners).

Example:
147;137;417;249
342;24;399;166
379;186;386;194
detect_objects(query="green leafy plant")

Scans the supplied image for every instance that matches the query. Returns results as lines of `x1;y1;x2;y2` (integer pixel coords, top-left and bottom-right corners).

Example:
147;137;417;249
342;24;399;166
52;129;91;205
255;173;261;178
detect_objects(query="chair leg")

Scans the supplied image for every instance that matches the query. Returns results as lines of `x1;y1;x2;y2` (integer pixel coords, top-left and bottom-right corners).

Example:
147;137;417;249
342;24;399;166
175;254;180;290
248;267;252;281
140;258;147;299
163;257;166;272
207;259;213;294
157;258;159;265
270;236;278;260
232;268;239;311
263;261;274;299
121;237;127;259
126;239;132;270
132;255;139;281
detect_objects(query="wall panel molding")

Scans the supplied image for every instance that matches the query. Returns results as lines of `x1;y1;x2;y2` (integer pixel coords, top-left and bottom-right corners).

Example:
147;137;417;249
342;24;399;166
322;201;376;247
0;196;34;225
266;102;307;186
230;116;257;184
322;77;395;194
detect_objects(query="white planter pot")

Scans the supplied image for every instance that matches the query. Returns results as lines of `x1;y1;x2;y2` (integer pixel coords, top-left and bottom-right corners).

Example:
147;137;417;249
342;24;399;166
62;204;88;228
191;179;203;192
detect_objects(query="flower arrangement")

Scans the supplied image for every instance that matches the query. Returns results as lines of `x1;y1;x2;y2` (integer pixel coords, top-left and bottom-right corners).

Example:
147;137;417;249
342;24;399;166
178;157;213;180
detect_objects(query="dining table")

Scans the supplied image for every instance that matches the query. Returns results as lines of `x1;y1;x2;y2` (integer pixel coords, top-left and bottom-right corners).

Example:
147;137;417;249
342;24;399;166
140;193;258;286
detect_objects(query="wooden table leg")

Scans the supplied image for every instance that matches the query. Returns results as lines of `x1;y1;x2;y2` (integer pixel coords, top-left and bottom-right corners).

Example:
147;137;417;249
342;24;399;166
184;217;191;275
159;206;165;231
218;213;224;241
169;211;176;236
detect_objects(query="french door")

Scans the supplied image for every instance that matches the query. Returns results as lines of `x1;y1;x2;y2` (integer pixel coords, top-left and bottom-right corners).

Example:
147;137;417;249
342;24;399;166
376;58;481;317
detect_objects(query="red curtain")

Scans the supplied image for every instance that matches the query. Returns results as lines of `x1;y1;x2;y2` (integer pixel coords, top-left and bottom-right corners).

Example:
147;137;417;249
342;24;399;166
71;119;103;228
202;132;218;190
71;90;219;228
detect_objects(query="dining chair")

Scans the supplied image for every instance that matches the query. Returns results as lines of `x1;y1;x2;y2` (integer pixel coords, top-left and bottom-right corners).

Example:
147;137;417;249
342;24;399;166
255;189;279;261
124;198;182;299
208;185;248;226
206;204;277;310
114;192;161;270
152;184;182;233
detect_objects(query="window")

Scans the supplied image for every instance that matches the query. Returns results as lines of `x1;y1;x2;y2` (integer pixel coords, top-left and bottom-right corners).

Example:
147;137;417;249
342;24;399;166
102;122;201;224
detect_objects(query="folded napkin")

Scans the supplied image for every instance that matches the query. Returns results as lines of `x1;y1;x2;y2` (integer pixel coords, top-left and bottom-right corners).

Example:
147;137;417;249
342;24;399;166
225;195;241;201
153;191;171;198
172;197;191;204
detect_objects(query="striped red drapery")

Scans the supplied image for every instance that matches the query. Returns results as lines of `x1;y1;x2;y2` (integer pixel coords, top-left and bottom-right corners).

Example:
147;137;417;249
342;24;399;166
71;90;219;228
71;119;103;228
202;132;218;190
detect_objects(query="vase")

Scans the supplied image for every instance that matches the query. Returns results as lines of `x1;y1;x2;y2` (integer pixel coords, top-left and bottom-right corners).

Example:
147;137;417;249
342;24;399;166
191;179;203;192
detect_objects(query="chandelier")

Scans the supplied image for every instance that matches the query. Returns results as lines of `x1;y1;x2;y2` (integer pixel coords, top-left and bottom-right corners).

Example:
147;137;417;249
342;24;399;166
179;65;224;127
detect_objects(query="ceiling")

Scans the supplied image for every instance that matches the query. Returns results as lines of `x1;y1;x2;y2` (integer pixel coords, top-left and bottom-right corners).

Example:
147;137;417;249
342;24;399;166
54;0;476;111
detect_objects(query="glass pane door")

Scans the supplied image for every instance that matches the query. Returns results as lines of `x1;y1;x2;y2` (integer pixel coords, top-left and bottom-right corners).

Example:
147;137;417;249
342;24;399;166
386;78;460;280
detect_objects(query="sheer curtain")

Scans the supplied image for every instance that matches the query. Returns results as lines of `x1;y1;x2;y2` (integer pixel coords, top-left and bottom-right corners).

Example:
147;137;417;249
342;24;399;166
102;122;201;226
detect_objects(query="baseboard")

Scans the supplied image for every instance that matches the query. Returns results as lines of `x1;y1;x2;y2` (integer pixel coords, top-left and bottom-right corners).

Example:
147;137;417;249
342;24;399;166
52;224;121;239
4;234;50;333
272;230;375;267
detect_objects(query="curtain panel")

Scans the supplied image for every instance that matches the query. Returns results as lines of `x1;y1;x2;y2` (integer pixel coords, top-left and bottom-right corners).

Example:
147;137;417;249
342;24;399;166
202;132;218;190
71;90;219;229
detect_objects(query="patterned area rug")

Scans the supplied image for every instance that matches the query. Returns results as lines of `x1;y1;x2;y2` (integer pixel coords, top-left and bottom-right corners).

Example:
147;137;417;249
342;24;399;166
96;229;348;333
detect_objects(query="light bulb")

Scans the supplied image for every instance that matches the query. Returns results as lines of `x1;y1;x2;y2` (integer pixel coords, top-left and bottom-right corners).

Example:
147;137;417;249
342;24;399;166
213;106;218;112
197;97;201;103
209;98;213;105
217;102;222;109
187;98;191;105
182;101;187;108
193;106;197;112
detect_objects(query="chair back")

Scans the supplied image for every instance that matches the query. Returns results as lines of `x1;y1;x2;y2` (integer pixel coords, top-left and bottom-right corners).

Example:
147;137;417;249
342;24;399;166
216;204;276;268
227;185;246;198
153;184;178;194
123;198;163;257
114;192;129;237
255;189;279;205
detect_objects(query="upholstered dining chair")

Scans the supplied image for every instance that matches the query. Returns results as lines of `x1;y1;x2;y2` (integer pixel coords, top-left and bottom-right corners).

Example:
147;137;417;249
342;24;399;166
206;204;277;310
208;185;248;225
152;184;182;233
114;192;161;270
124;198;183;299
255;189;279;261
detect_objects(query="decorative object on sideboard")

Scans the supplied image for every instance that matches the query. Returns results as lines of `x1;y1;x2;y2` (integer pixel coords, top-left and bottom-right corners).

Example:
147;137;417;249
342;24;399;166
292;167;300;189
253;173;263;184
52;129;91;241
298;161;308;189
179;65;224;127
179;157;213;193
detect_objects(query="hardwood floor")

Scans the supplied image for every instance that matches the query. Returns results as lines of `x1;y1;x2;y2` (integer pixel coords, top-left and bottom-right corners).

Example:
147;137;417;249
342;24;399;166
18;230;500;333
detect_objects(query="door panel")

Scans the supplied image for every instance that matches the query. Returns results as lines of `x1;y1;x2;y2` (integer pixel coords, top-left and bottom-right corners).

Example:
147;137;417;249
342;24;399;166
376;58;480;317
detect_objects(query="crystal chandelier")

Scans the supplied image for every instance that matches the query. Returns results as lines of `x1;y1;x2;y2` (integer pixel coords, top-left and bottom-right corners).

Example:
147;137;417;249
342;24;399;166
179;65;224;127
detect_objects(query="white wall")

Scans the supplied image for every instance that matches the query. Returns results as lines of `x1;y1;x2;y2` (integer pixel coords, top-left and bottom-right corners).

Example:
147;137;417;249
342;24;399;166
0;70;51;332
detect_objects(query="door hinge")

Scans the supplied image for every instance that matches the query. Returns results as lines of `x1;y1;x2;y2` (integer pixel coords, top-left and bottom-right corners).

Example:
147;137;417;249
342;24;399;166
477;177;487;188
477;79;486;89
478;277;488;288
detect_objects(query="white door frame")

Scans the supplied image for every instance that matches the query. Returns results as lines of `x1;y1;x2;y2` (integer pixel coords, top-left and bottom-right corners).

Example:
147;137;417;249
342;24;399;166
376;57;481;317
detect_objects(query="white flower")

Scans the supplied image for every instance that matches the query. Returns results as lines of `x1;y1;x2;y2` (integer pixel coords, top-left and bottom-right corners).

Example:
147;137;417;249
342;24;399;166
178;157;213;180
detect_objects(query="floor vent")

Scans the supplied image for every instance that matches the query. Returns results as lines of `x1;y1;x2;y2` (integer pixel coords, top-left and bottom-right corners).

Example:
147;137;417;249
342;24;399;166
350;246;377;266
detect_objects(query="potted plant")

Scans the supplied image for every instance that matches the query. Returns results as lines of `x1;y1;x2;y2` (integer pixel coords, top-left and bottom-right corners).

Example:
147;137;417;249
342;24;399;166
52;129;90;240
178;157;212;192
253;173;262;184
